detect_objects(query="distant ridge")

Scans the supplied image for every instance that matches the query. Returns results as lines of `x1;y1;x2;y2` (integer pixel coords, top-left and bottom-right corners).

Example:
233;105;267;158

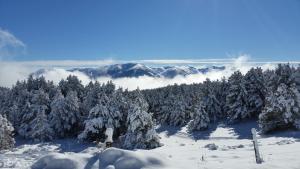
33;63;226;79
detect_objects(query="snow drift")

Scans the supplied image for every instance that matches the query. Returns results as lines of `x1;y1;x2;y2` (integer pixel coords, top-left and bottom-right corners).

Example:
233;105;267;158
31;147;174;169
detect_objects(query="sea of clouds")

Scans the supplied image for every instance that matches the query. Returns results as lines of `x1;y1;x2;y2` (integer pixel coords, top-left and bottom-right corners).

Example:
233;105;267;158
0;55;281;90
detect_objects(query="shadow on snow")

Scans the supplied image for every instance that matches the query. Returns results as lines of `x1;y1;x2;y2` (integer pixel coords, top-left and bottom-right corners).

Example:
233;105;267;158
157;120;300;141
15;137;95;153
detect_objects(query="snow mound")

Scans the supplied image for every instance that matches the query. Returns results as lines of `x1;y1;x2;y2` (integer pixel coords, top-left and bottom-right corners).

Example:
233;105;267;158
31;148;173;169
31;152;91;169
99;148;167;169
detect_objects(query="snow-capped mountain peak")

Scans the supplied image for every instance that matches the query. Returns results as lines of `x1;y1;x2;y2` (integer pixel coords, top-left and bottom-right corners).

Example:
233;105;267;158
32;63;225;79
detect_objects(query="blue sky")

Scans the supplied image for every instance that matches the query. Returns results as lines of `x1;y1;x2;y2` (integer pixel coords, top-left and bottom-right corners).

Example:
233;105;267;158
0;0;299;61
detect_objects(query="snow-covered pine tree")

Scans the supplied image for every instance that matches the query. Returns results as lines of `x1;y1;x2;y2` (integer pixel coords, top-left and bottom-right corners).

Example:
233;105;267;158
266;64;294;92
154;86;172;124
59;75;85;100
0;114;15;150
159;94;181;126
78;104;109;141
202;79;222;122
213;77;229;118
152;89;171;124
103;80;116;96
292;67;300;91
169;94;190;126
61;90;81;132
27;75;49;92
29;105;54;142
259;83;300;133
159;85;191;126
107;88;127;136
49;89;65;136
4;81;32;129
49;90;80;137
244;67;266;117
122;89;160;149
144;83;200;126
226;71;249;123
0;87;10;115
79;90;123;141
18;89;51;139
188;101;210;131
275;64;294;86
142;87;165;121
82;81;108;116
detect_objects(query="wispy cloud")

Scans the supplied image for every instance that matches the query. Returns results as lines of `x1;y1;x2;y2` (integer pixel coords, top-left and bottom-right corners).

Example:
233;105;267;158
0;27;26;59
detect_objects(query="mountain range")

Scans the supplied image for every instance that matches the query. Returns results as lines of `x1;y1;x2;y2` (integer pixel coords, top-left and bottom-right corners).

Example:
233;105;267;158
33;63;226;79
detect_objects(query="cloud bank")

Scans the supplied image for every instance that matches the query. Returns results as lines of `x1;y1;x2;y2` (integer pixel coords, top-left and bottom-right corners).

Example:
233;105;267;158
0;55;285;90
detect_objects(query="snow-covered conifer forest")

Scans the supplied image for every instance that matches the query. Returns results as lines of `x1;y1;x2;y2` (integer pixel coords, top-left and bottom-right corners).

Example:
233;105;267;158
1;63;300;169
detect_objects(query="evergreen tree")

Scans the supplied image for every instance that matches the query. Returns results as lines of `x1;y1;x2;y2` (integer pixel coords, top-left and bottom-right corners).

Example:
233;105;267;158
0;87;10;114
59;75;85;100
259;83;300;133
153;90;173;124
49;89;65;136
29;106;54;141
292;67;300;91
0;114;15;150
122;89;160;149
49;90;80;137
78;104;108;141
275;64;294;87
18;89;50;139
169;95;190;126
5;81;31;128
79;91;123;141
202;79;222;122
244;67;266;117
226;71;249;123
266;64;294;92
103;80;116;96
158;87;191;126
188;101;210;131
27;75;48;91
214;77;229;117
82;81;108;116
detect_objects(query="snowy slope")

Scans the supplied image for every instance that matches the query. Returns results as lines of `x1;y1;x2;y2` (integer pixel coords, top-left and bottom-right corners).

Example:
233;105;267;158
1;122;300;169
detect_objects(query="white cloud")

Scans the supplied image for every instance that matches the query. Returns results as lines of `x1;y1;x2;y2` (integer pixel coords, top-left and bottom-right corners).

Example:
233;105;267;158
0;62;31;87
41;68;91;86
0;27;26;59
96;71;227;90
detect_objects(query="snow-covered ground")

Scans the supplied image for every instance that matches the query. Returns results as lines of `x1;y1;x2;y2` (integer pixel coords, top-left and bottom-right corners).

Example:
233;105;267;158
1;122;300;169
150;122;300;169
